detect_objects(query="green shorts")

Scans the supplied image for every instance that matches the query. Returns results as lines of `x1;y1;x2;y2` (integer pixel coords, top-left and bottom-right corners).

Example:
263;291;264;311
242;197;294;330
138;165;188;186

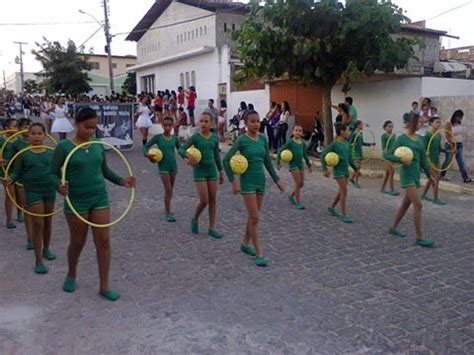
240;176;266;195
289;161;304;172
65;192;109;215
25;190;56;207
158;161;178;175
193;166;218;182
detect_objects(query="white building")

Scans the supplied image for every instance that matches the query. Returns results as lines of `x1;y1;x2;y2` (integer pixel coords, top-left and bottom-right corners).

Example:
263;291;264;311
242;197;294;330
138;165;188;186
126;0;269;114
5;72;41;93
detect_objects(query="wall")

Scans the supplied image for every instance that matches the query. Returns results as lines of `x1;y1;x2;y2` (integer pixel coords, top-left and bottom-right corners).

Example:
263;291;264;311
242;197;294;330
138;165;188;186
216;13;245;48
227;87;270;119
88;56;137;77
421;77;474;97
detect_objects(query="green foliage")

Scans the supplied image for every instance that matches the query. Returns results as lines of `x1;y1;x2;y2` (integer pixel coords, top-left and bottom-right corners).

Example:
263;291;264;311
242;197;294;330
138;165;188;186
23;79;39;94
121;72;137;95
33;38;92;96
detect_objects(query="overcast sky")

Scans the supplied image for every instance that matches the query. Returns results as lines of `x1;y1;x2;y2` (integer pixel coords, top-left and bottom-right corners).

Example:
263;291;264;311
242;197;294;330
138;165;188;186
1;0;473;77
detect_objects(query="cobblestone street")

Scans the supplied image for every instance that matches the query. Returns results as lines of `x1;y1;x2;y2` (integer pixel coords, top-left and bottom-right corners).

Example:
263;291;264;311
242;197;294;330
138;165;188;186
1;138;473;354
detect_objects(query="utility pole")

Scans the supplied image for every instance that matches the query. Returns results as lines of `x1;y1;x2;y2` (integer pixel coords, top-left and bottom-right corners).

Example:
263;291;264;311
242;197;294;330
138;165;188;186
3;70;6;90
13;41;27;94
103;0;114;93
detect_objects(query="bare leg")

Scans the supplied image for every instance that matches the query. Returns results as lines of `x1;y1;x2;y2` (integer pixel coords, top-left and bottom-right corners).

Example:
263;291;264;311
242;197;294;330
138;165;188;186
139;127;148;143
381;167;389;191
291;170;301;204
16;186;32;242
388;165;395;191
405;186;423;238
336;177;348;216
432;170;440;200
160;174;173;215
65;213;89;280
242;194;264;256
3;185;14;224
43;202;54;250
90;209;112;293
28;203;45;265
391;191;412;230
207;180;218;230
194;182;209;222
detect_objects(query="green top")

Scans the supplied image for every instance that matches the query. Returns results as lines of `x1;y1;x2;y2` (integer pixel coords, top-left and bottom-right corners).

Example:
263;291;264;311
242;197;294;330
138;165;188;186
348;105;358;129
424;130;443;166
2;136;21;162
384;133;431;188
178;132;223;171
350;129;371;160
143;134;180;163
381;133;397;153
10;149;55;193
276;138;311;169
321;139;358;178
223;134;279;183
50;139;124;197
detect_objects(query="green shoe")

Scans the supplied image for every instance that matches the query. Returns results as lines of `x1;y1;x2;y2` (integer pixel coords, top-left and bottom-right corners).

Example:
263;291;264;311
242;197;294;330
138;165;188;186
99;290;120;301
208;229;223;239
63;276;76;293
354;181;361;189
389;227;405;238
421;194;433;202
288;195;296;205
165;214;176;222
191;219;199;234
389;191;400;196
339;215;353;223
255;256;267;267
295;204;305;210
6;222;17;229
328;208;340;217
34;264;48;275
26;240;34;250
432;199;446;206
349;179;357;187
416;239;434;247
240;244;256;256
42;249;57;261
17;213;24;223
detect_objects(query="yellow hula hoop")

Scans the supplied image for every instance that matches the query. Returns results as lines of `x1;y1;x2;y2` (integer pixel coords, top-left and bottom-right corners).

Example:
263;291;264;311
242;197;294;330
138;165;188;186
427;129;456;173
4;145;63;217
61;140;135;228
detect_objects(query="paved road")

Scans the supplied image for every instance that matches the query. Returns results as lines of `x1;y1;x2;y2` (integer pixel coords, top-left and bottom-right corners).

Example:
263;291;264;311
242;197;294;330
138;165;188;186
1;136;473;354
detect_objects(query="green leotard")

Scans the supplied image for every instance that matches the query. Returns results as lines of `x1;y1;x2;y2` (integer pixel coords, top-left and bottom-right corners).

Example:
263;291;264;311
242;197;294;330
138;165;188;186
384;133;431;188
50;139;124;214
10;149;56;206
276;138;311;171
0;135;5;178
381;133;397;156
424;130;443;167
350;129;371;161
321;139;358;179
223;134;280;195
179;132;223;182
143;134;181;175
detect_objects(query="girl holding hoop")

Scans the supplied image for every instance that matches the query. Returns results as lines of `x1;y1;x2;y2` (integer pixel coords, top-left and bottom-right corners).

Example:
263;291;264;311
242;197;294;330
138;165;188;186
384;112;436;247
3;123;57;274
51;97;74;141
50;107;136;301
223;110;284;267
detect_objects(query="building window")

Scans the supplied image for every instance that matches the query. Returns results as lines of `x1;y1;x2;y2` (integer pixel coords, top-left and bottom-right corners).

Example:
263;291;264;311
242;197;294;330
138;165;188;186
195;28;198;37
224;23;227;32
200;27;203;36
141;75;155;93
180;34;183;42
126;64;134;68
188;31;191;40
191;71;196;86
232;24;236;31
185;72;190;88
191;30;194;40
112;63;117;69
177;35;179;43
180;73;184;88
204;25;207;35
90;62;100;70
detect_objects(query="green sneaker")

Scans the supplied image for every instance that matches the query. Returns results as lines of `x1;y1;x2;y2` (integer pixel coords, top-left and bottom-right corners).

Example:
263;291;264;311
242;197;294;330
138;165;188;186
389;191;400;196
328;208;340;217
42;249;57;261
240;244;256;256
339;215;353;223
421;194;433;202
34;264;48;275
63;276;76;293
17;213;24;223
295;204;305;210
432;199;446;206
288;195;296;205
389;227;405;238
255;256;267;267
354;181;361;189
208;229;223;239
416;239;434;247
349;179;357;188
191;219;199;234
99;290;120;301
165;214;176;222
6;222;17;229
26;240;34;250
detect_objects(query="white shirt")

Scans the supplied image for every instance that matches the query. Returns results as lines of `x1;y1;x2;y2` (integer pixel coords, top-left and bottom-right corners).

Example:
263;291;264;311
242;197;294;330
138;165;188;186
452;125;463;144
53;105;68;119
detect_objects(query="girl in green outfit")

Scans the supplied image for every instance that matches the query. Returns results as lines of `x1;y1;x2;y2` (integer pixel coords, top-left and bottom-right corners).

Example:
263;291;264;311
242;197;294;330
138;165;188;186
223;110;284;267
51;107;136;301
1;118;19;229
321;123;359;224
144;116;181;222
179;113;224;239
384;112;436;247
349;120;375;188
3;123;57;274
380;120;400;196
277;125;312;210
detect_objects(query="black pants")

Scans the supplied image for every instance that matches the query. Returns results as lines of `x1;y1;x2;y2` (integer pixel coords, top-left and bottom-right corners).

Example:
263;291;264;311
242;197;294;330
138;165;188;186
275;123;288;150
266;124;275;149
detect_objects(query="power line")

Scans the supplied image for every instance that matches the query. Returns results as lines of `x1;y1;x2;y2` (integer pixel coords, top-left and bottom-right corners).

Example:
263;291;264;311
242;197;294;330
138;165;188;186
0;21;96;26
426;1;472;21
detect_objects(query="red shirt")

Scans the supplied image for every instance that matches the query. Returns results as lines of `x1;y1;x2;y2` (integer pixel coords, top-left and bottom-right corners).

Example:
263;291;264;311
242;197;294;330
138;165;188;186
154;97;162;107
188;91;196;108
177;92;185;104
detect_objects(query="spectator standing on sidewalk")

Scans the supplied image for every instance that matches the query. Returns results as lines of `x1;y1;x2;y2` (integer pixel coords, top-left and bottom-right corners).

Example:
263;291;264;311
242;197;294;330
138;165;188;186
203;99;219;133
344;97;358;132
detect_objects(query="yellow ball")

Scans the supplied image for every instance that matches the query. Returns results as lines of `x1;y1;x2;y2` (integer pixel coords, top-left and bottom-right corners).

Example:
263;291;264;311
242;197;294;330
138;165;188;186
230;154;248;175
186;146;202;164
394;146;414;163
325;152;340;167
148;148;163;163
280;149;293;163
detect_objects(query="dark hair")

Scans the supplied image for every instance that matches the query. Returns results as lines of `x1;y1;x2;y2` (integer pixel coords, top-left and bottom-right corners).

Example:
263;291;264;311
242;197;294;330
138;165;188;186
383;120;393;128
75;107;97;122
30;122;46;133
248;103;254;110
276;103;282;111
162;116;174;124
2;118;16;130
220;99;227;108
243;110;259;123
356;120;362;127
178;86;183;91
406;112;420;132
179;106;184;112
208;99;214;104
240;101;247;111
338;103;349;115
334;122;348;136
283;101;291;114
345;97;353;105
422;97;432;105
451;109;464;125
402;112;410;124
429;116;440;124
18;118;32;128
200;112;212;121
411;101;418;106
270;101;276;108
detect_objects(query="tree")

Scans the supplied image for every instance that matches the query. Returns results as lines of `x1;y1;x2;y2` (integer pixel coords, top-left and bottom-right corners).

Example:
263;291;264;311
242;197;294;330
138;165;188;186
23;79;39;94
33;38;92;97
234;0;416;143
122;72;137;95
